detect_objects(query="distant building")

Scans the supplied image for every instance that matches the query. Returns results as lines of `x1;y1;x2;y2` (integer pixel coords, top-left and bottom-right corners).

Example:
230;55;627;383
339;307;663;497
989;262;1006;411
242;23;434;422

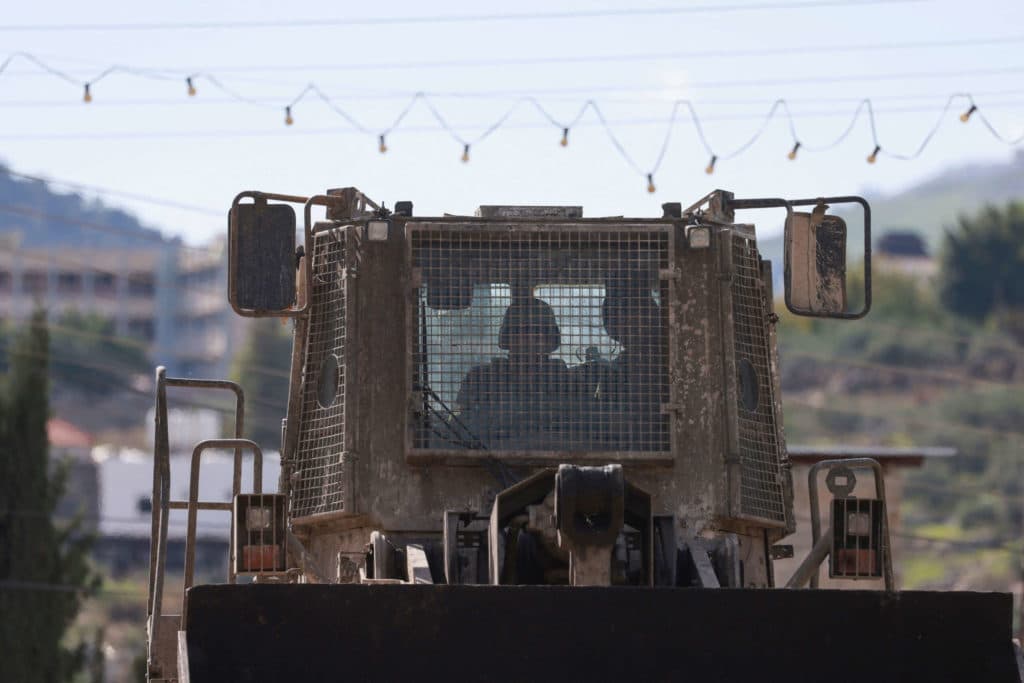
875;230;938;280
0;232;238;379
169;238;243;379
90;445;281;577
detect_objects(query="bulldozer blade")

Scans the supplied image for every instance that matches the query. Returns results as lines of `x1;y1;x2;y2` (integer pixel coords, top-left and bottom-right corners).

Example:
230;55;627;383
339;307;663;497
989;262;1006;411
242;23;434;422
182;584;1018;682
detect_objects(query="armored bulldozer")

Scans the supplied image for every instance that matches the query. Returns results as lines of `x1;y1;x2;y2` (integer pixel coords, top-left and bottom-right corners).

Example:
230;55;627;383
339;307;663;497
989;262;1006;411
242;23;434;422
146;188;1020;682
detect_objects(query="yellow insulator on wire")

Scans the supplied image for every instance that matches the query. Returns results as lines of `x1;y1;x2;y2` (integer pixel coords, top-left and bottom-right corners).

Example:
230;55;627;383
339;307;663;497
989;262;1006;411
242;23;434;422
959;104;978;123
705;155;717;175
82;83;92;103
461;144;470;163
787;141;801;161
646;173;656;194
186;77;197;97
284;106;294;126
867;144;880;164
379;134;388;154
560;128;569;147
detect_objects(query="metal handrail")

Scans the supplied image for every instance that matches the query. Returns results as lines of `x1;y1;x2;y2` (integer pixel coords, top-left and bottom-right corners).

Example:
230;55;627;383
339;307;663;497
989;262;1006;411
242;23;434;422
147;369;246;677
179;438;263;631
806;457;894;590
184;439;263;591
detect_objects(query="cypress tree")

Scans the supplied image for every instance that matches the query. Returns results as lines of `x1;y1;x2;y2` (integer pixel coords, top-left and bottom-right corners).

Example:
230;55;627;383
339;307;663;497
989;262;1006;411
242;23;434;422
0;310;100;681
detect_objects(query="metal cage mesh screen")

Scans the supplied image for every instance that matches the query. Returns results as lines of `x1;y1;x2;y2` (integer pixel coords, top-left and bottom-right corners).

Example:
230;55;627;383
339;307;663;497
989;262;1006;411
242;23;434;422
732;235;786;523
410;226;670;454
291;228;347;519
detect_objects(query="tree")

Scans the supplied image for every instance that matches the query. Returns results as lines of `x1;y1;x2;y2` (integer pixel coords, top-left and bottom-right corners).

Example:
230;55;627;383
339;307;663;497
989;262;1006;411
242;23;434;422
49;310;151;395
0;310;100;681
940;202;1024;321
230;319;293;451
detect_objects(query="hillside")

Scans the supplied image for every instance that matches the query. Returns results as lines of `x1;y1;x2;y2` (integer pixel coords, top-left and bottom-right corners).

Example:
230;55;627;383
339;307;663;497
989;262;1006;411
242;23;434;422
0;163;174;249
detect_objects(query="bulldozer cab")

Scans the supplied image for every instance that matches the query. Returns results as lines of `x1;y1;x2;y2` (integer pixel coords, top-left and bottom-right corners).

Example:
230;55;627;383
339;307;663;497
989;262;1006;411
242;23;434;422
220;189;873;546
144;188;1022;683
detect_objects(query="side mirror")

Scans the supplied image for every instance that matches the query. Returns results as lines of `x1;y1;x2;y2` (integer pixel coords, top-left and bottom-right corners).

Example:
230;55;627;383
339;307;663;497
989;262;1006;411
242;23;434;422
784;198;871;319
786;207;847;315
229;200;297;315
725;194;871;319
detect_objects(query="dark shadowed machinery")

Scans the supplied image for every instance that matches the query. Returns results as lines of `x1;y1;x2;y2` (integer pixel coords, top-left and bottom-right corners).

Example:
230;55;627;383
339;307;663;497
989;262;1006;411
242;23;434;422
146;189;1021;682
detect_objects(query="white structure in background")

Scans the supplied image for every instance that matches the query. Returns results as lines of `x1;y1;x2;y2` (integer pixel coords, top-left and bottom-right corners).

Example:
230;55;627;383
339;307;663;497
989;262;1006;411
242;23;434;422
144;407;223;451
91;444;281;542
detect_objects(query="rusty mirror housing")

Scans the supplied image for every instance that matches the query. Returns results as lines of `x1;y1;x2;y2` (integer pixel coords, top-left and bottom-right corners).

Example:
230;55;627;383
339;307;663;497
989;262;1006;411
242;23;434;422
786;208;847;315
229;194;302;316
784;197;871;319
229;201;295;314
725;195;870;320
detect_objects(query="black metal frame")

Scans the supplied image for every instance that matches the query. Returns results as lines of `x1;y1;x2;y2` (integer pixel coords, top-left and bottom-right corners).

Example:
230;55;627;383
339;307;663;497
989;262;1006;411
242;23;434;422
726;195;872;320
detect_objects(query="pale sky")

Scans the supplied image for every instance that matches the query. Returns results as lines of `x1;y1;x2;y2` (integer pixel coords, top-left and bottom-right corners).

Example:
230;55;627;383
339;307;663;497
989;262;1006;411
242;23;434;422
1;0;1022;244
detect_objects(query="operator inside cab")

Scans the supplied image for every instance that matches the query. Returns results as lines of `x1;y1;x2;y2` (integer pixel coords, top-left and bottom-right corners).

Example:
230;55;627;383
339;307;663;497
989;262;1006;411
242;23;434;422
456;297;570;450
449;275;668;452
598;272;668;451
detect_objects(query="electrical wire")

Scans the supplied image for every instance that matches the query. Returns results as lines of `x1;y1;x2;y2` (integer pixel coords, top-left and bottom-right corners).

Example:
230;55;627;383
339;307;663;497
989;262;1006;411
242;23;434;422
2;279;1018;436
4;50;1023;182
8;34;1019;78
0;203;218;254
5;340;287;414
0;1;929;32
791;514;1021;554
1;171;1022;390
785;349;1023;391
3;169;223;217
786;397;1023;442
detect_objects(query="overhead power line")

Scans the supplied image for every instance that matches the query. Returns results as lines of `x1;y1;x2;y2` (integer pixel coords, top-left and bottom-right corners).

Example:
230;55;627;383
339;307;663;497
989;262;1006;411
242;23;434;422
3;36;1021;83
7;87;1024;110
152;35;1024;72
786;398;1024;442
4;170;223;217
3;166;1021;391
2;86;1022;188
0;203;218;254
0;1;926;32
2;51;1023;190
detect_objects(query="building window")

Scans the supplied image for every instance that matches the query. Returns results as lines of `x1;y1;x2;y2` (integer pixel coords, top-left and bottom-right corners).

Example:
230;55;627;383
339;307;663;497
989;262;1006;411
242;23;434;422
127;272;155;297
57;271;83;294
127;317;155;342
0;271;10;293
22;270;47;294
94;272;117;297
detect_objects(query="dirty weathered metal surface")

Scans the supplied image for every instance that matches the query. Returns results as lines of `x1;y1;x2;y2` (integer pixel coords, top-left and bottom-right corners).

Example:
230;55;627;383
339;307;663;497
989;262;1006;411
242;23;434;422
183;584;1018;683
286;208;787;587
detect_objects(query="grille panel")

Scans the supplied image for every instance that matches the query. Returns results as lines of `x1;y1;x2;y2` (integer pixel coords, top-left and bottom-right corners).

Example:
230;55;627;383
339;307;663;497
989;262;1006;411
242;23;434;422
291;228;347;519
410;226;671;455
732;236;786;523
